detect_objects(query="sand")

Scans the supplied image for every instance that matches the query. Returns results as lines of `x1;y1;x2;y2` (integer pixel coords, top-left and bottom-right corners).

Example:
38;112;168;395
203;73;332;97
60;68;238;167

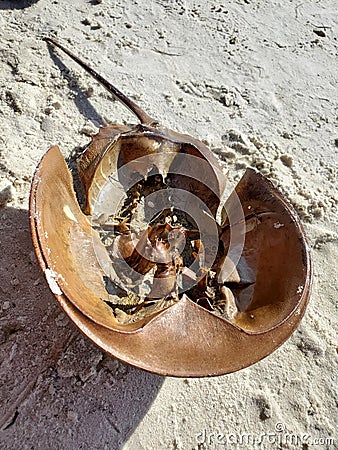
0;0;337;449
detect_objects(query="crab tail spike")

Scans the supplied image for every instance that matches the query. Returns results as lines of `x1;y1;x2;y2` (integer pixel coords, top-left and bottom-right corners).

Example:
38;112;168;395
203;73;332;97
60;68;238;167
44;37;157;126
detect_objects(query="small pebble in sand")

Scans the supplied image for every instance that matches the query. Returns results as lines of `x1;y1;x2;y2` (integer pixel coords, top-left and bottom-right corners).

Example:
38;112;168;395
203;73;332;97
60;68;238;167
282;131;293;139
312;207;323;218
80;124;97;136
81;18;92;26
2;301;10;310
85;86;95;97
44;106;54;114
52;101;62;110
280;154;293;168
0;180;16;206
221;150;236;159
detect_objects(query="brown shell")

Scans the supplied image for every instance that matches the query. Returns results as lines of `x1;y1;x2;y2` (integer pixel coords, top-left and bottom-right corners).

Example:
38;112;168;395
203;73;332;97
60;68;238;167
29;38;312;377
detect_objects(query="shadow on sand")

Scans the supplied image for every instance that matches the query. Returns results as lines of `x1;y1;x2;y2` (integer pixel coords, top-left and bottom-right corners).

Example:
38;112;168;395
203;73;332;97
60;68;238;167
0;0;40;10
0;207;164;448
45;41;106;127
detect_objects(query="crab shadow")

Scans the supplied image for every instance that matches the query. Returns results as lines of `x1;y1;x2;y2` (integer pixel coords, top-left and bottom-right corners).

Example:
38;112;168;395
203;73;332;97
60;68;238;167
46;43;106;127
0;0;39;9
0;207;164;449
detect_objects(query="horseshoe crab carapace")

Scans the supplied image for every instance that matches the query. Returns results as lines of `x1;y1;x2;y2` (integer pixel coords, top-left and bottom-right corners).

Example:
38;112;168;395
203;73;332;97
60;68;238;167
29;38;312;377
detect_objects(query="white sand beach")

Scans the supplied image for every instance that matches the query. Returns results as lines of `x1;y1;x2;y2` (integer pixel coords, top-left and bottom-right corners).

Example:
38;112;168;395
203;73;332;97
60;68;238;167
0;1;337;449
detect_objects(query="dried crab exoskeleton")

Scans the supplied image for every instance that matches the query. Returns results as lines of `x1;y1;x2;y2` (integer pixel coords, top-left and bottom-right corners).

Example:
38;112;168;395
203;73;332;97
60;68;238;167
30;38;312;377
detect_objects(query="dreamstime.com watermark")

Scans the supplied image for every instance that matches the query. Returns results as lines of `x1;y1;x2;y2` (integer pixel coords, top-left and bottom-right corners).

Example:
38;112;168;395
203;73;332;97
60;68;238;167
195;423;335;447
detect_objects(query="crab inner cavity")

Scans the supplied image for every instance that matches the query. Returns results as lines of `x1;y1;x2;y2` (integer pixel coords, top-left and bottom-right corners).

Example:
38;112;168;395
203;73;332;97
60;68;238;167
90;167;258;325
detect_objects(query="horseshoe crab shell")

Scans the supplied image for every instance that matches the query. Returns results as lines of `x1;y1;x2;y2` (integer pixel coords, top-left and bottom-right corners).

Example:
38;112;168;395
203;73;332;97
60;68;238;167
29;38;312;377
